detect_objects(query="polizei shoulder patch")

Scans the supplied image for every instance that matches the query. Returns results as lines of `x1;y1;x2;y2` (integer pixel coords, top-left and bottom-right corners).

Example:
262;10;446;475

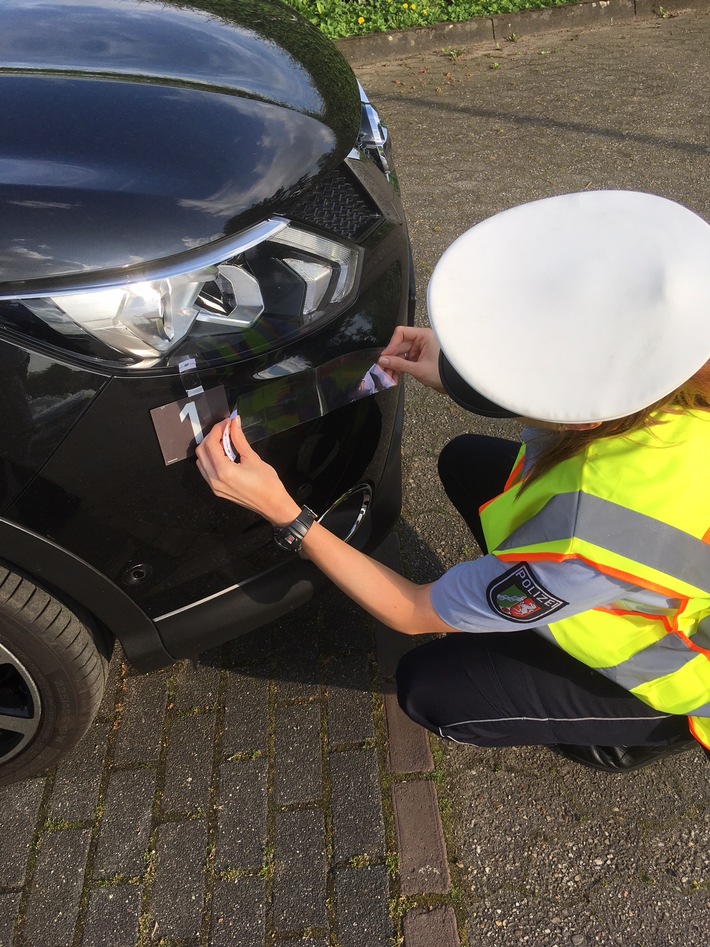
486;563;568;624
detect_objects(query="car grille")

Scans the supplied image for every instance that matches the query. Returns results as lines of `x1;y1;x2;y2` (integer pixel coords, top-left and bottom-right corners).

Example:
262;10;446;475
282;166;382;242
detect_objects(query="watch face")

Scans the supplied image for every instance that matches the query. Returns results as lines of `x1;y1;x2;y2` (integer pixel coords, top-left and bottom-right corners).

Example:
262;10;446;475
274;507;315;552
274;530;301;552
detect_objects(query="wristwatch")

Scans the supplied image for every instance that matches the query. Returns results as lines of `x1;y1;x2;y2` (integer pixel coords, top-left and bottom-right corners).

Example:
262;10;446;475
273;506;317;553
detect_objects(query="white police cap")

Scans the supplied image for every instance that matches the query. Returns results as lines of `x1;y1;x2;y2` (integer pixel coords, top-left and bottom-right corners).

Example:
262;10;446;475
428;191;710;423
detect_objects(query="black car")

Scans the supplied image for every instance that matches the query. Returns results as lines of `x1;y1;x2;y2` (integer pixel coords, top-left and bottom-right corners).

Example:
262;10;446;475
0;0;412;786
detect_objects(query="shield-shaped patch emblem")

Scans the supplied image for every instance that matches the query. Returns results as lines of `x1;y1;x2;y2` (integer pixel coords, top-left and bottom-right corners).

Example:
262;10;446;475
486;564;568;624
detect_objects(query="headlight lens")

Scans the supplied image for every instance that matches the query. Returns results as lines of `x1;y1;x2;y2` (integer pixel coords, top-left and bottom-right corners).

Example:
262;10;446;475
0;219;363;368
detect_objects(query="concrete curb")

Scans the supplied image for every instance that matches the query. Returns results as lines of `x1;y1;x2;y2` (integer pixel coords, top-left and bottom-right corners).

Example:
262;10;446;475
374;536;462;947
336;0;710;64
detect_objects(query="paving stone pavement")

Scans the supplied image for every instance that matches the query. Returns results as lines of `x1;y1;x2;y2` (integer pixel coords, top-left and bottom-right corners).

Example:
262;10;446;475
0;533;457;947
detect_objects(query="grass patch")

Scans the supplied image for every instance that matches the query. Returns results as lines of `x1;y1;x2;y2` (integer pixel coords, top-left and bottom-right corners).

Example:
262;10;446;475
284;0;578;41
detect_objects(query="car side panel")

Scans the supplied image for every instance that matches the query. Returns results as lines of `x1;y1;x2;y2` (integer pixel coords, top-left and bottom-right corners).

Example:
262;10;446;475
0;518;171;669
0;339;108;512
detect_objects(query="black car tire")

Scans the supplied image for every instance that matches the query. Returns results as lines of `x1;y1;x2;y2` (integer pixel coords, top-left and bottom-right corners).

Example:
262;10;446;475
0;564;110;786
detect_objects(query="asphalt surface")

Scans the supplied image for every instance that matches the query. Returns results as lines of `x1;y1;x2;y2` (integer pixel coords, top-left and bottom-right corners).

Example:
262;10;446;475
2;6;710;947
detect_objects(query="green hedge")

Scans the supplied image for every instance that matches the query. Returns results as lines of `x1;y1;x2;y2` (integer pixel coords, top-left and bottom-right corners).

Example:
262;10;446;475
284;0;576;40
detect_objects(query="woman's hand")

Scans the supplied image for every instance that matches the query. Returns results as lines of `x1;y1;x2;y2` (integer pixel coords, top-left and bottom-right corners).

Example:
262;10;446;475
195;415;300;527
377;326;445;392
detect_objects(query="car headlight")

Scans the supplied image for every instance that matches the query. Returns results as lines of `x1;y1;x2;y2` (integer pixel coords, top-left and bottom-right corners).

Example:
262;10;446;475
0;218;363;368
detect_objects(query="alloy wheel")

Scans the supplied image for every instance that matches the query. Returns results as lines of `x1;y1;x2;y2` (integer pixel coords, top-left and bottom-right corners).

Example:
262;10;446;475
0;641;41;765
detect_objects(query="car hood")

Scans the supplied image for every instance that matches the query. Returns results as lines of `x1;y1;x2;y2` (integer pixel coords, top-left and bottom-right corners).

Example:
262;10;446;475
0;0;361;287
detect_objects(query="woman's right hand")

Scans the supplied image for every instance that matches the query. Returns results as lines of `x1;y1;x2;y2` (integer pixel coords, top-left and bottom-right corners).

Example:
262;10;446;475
378;326;445;392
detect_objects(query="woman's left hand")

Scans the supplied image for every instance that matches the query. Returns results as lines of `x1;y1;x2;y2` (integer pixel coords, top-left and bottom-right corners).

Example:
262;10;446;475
378;326;444;392
195;415;301;527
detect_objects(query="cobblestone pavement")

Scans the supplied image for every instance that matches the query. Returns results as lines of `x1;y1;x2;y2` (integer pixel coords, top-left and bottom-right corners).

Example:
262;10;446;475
1;534;457;947
4;5;710;947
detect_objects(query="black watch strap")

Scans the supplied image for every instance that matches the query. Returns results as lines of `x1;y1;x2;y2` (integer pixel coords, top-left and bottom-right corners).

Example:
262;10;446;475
273;506;317;553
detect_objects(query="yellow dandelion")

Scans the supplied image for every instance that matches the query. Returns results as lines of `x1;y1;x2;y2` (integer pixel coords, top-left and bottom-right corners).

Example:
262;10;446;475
411;3;416;8
402;3;408;7
358;15;364;22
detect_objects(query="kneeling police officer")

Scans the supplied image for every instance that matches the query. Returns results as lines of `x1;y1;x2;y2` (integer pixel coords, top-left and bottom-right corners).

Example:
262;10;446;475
197;190;710;772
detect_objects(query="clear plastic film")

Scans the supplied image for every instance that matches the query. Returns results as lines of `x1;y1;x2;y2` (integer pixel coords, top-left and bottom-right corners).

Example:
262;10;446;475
236;347;397;444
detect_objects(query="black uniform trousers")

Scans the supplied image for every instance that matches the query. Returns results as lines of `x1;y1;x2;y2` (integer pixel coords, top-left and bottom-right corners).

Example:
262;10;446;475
396;434;690;747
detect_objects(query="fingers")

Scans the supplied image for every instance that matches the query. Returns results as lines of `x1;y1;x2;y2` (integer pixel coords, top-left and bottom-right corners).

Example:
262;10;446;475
198;414;252;467
226;414;253;459
379;327;423;376
378;354;415;377
380;325;432;359
200;416;228;450
196;421;250;505
195;438;219;486
379;325;408;357
196;424;235;496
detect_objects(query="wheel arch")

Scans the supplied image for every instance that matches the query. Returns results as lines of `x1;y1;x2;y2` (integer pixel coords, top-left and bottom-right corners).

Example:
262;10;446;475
0;517;174;671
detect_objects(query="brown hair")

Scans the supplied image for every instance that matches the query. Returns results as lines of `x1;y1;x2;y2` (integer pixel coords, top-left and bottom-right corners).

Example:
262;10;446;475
522;361;710;487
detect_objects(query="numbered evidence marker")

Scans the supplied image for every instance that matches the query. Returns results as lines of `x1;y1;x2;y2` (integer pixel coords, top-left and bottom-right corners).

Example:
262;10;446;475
150;386;230;465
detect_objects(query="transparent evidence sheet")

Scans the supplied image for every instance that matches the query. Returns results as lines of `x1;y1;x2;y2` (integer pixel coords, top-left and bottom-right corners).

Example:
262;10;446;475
150;348;397;465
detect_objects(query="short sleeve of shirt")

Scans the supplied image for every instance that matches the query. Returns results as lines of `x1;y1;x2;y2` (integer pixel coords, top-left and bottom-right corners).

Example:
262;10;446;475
429;555;642;633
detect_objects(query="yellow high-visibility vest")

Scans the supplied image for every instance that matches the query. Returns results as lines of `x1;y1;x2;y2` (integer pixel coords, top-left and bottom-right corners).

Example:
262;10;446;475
480;409;710;749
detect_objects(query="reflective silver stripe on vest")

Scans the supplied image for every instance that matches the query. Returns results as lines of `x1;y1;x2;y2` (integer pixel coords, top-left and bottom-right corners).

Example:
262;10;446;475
690;701;710;717
497;492;710;595
693;617;710;651
686;621;710;715
535;625;710;716
599;633;697;689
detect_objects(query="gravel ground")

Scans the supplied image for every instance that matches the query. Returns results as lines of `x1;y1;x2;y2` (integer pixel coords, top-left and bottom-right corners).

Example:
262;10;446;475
350;9;710;945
